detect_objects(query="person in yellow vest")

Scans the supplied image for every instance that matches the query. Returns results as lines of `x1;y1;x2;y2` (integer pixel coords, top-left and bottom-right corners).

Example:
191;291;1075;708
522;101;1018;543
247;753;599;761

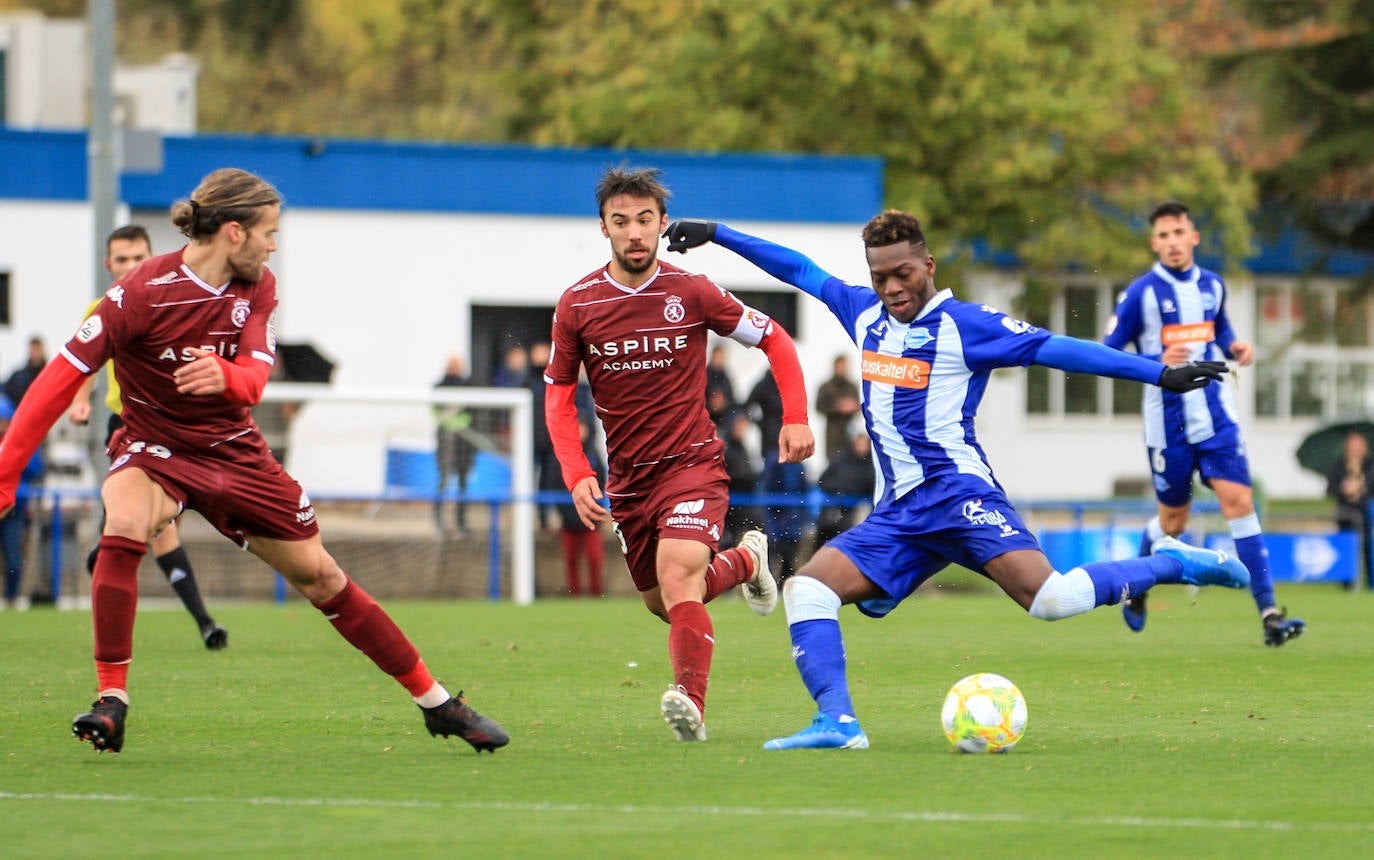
67;225;227;649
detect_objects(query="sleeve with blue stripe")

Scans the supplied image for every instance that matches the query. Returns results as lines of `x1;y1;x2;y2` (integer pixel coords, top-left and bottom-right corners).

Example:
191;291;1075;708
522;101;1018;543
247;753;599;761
1034;334;1163;385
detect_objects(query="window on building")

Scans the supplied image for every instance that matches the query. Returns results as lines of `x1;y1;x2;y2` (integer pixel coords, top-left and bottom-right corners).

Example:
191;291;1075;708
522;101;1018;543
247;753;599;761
1024;274;1374;422
1022;276;1135;418
1254;278;1374;420
726;288;800;338
0;272;11;327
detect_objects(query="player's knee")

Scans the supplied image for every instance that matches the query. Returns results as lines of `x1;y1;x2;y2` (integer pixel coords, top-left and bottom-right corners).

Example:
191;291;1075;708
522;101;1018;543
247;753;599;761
1027;569;1093;621
782;575;841;623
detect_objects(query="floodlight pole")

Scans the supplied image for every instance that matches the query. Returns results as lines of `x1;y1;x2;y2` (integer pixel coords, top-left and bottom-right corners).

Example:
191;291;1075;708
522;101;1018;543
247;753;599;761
89;0;117;297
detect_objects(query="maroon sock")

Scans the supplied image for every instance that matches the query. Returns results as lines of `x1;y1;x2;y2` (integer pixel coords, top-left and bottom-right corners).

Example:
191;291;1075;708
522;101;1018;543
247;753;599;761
702;546;753;603
314;577;420;677
584;531;604;595
92;535;146;665
560;530;581;594
666;601;714;716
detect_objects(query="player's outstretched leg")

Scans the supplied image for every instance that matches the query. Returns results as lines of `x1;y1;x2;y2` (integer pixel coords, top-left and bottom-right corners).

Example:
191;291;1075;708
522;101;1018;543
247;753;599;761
738;529;778;615
1262;607;1306;647
421;691;510;753
72;695;128;753
1151;535;1250;588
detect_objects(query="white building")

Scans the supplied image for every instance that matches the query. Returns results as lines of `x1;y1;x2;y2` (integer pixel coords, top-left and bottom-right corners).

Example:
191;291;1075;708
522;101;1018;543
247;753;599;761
1;129;1370;505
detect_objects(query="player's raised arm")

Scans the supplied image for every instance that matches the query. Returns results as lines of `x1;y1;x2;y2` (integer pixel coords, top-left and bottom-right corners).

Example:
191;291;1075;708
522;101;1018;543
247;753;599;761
664;220;833;299
1033;334;1227;392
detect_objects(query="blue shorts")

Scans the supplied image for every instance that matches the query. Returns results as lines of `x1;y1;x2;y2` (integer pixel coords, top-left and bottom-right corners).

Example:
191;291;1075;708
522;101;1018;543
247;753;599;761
1148;425;1251;507
826;473;1042;618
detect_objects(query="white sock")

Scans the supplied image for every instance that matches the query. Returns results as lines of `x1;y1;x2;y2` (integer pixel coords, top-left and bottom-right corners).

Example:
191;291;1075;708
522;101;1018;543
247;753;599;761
414;683;451;709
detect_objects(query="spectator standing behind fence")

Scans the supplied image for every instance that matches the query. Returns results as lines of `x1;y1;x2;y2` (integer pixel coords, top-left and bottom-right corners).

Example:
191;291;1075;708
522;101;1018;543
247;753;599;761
68;224;226;649
1327;430;1374;589
6;336;47;407
706;343;735;408
434;354;478;535
527;341;562;530
816;431;875;550
0;167;507;755
747;368;808;578
720;408;763;553
816;354;861;462
0;390;42;610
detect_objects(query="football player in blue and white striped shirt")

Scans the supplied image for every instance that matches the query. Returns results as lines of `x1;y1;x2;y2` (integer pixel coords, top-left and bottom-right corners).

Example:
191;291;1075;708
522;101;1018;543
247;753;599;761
1105;201;1304;647
664;211;1249;750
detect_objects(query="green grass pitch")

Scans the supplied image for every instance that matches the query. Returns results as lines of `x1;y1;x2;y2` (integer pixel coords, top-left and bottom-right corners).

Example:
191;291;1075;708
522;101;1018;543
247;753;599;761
2;581;1372;858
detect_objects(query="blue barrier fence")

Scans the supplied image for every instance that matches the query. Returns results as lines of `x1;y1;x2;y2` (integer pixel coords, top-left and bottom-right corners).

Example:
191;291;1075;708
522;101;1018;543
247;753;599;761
28;481;1363;606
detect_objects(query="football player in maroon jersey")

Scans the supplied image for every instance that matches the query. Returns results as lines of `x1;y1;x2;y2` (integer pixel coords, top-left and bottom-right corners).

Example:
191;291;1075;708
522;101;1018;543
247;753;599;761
545;167;815;741
0;168;507;755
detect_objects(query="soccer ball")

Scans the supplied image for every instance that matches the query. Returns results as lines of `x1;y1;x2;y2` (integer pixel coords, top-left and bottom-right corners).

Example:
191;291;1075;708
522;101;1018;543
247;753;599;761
941;672;1028;754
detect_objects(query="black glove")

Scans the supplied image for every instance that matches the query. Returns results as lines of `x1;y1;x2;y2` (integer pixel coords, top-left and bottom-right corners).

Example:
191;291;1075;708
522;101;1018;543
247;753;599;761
1157;360;1228;392
663;219;717;253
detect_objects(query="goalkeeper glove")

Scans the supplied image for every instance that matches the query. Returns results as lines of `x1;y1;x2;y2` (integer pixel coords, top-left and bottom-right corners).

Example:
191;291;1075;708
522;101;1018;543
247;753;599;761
663;219;717;253
1157;361;1228;392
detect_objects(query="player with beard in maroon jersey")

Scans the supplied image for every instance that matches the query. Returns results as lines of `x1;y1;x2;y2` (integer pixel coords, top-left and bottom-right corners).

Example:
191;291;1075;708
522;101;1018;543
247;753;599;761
544;167;815;742
0;168;507;755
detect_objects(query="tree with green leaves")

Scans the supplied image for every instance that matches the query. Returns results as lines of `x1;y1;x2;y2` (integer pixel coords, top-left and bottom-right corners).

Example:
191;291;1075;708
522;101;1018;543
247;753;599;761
1210;0;1374;254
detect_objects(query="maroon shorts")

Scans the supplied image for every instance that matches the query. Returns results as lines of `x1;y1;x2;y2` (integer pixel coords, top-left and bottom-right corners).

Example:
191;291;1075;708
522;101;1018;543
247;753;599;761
107;429;319;547
607;453;729;592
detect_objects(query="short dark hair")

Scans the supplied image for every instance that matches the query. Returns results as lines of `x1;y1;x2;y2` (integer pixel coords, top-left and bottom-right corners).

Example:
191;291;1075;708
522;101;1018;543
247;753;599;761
596;167;670;217
1149;201;1191;225
106;224;151;252
862;209;927;250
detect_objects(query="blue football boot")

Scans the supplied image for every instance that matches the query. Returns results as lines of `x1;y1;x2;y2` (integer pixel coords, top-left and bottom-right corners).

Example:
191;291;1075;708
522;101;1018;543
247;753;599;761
1151;535;1250;589
763;713;869;750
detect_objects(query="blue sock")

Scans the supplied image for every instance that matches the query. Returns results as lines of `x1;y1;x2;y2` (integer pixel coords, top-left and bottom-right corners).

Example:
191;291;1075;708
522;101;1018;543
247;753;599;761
1079;556;1177;606
1137;516;1164;557
1230;514;1275;612
789;618;855;720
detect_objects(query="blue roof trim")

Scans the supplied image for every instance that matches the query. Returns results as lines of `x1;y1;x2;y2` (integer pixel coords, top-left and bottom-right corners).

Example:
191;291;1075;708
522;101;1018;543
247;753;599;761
0;130;883;224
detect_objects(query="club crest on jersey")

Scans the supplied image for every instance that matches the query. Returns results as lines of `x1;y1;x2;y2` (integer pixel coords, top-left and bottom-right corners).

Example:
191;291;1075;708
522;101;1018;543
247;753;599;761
1201;290;1217;311
664;295;685;324
745;309;769;330
77;314;103;343
904;327;933;350
231;299;251;328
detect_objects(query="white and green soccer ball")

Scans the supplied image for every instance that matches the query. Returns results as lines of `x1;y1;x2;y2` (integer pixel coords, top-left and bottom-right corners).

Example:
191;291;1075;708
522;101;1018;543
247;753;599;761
941;672;1028;754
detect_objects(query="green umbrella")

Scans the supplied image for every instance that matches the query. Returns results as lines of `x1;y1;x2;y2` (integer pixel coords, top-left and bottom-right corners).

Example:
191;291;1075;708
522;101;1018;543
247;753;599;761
1295;420;1374;476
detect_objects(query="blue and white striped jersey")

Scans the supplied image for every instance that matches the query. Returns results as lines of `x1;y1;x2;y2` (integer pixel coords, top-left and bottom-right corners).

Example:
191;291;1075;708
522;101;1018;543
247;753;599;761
1104;262;1240;449
817;278;1051;507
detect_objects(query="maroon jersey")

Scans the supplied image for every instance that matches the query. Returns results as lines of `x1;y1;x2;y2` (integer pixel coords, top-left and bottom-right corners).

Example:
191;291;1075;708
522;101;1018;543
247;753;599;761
547;261;774;485
61;248;278;454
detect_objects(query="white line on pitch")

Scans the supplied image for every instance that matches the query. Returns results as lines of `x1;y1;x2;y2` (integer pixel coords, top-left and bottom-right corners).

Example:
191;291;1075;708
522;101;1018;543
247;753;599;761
1;792;1371;834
